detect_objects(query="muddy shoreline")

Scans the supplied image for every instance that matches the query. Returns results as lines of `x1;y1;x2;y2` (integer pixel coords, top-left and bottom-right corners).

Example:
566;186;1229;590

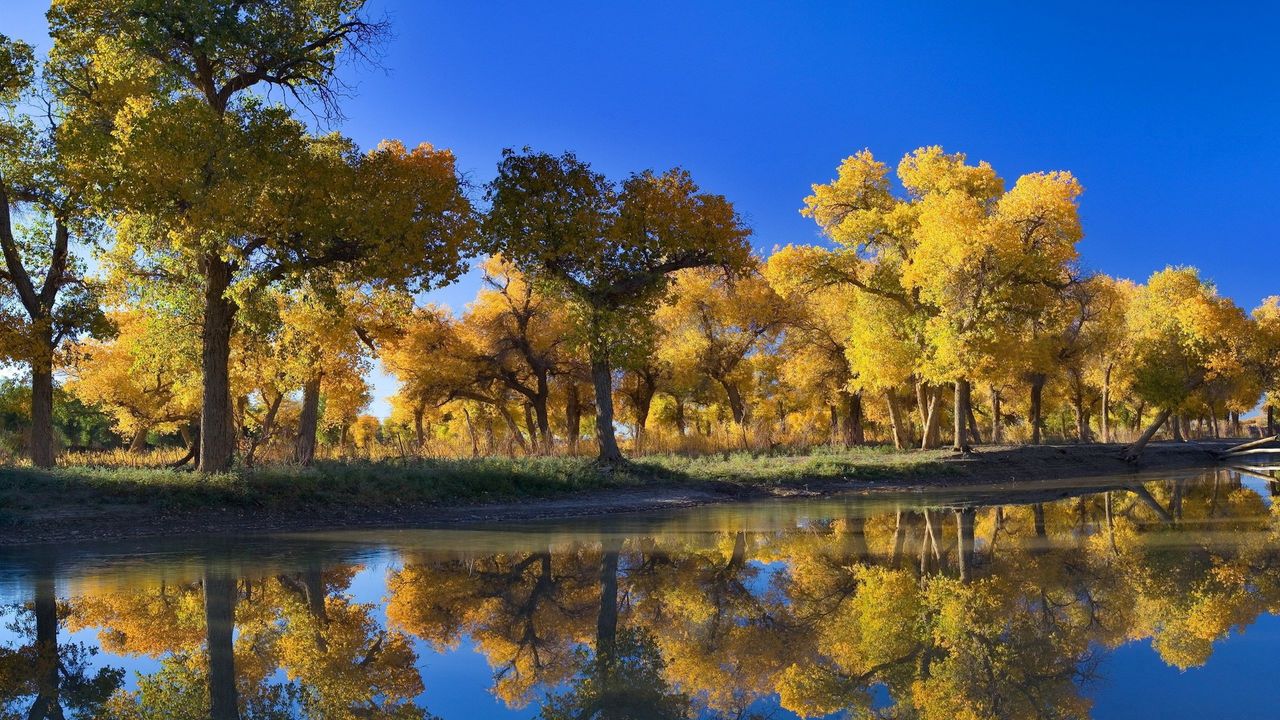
0;441;1242;546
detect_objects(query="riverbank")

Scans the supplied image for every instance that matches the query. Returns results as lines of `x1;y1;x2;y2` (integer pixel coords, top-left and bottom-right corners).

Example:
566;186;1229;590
0;441;1234;545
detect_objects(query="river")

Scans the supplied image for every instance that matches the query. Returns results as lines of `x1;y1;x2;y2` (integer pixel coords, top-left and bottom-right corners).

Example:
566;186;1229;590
2;465;1278;718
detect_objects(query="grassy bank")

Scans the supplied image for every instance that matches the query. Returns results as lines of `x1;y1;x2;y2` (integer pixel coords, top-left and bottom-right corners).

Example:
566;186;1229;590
0;441;1229;543
1;445;948;515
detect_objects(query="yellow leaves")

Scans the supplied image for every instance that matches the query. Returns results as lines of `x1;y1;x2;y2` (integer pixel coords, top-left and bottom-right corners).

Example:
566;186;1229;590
897;145;1003;202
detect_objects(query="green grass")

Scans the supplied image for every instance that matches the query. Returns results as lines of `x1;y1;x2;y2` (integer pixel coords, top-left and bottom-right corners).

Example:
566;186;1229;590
0;446;958;522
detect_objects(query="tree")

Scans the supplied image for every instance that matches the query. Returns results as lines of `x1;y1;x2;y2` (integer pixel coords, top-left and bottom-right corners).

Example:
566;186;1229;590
65;309;201;452
800;147;1084;452
50;2;474;472
1123;267;1251;460
484;149;753;463
0;34;108;467
655;265;792;443
459;256;574;453
765;248;865;447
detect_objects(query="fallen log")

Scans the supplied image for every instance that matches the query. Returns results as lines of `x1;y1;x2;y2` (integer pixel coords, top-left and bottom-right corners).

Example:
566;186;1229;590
1220;434;1280;456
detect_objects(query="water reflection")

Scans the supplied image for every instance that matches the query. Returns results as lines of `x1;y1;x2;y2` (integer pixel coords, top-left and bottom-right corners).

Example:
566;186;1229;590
3;467;1280;719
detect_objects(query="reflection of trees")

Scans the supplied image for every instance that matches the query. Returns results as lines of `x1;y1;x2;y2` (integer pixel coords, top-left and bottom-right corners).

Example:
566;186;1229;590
0;574;123;719
58;563;430;719
379;470;1280;718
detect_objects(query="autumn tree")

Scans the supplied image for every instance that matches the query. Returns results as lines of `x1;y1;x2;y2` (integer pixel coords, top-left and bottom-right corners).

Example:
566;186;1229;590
765;248;865;446
0;34;108;467
1123;267;1251;459
655;265;792;441
459;256;574;453
484;149;753;462
66;309;201;452
50;2;474;472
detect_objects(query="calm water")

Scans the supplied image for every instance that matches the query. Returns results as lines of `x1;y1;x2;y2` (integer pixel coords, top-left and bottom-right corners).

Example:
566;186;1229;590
5;466;1280;719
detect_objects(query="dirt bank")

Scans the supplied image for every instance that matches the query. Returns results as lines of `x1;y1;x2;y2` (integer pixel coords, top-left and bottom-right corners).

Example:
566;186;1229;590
0;441;1239;546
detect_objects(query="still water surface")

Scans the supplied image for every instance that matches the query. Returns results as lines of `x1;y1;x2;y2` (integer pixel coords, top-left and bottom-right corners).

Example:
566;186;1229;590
5;466;1280;719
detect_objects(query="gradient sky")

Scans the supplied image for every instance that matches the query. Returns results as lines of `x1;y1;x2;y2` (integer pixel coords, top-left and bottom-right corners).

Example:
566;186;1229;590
6;1;1277;416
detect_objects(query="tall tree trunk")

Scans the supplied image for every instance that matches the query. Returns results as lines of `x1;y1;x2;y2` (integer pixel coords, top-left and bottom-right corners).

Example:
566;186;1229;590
128;425;149;453
1101;364;1113;443
29;347;55;469
199;256;237;473
952;379;973;453
591;354;623;463
204;571;240;720
1171;414;1185;442
412;403;426;449
633;387;654;454
533;374;552;453
565;384;581;455
966;397;982;445
842;391;864;446
721;379;748;426
523;402;539;448
294;374;322;466
1073;391;1089;442
828;404;840;445
463;407;480;457
1124;407;1173;461
1269;405;1276;436
990;386;1003;444
921;386;943;449
885;391;907;450
1029;374;1046;445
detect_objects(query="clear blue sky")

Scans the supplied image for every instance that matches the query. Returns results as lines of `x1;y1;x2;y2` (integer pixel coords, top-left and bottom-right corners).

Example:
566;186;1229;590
6;1;1278;416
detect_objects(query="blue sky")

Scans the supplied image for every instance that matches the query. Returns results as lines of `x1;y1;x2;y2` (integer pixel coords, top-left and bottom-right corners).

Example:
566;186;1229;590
6;0;1278;416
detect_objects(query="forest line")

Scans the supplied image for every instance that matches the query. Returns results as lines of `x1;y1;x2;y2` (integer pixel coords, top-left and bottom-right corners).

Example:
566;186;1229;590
2;1;1278;473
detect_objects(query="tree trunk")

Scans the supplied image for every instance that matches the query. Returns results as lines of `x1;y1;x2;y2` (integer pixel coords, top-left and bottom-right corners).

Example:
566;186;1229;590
565;384;581;455
463;407;480;456
921;385;943;449
842;391;864;446
294;374;322;466
1029;374;1046;445
591;355;623;463
533;374;552;453
199;256;238;473
129;425;149;454
1269;405;1276;436
1101;364;1112;443
523;402;539;448
952;379;973;453
828;404;840;445
722;379;748;426
1124;407;1173;461
633;387;654;454
1171;414;1185;442
966;397;982;445
885;391;906;450
29;349;55;468
1073;391;1089;442
412;403;426;449
672;395;687;438
204;571;241;720
990;387;1003;444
